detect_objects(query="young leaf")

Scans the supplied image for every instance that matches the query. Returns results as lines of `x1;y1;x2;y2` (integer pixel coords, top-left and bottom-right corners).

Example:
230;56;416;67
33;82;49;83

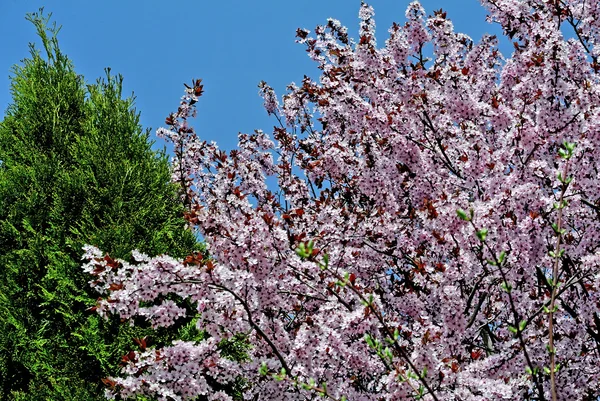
456;209;470;221
500;281;513;293
519;319;527;331
259;362;268;376
476;228;488;242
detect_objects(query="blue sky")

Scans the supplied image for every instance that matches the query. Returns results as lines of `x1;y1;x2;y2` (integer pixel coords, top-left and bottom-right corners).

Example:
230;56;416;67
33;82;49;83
0;1;505;153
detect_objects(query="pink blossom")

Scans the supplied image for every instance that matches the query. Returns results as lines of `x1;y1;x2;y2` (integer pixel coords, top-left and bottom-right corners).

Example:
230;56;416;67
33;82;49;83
84;1;600;400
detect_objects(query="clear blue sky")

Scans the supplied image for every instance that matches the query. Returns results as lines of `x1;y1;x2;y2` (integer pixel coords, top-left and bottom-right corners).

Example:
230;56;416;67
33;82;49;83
0;1;505;153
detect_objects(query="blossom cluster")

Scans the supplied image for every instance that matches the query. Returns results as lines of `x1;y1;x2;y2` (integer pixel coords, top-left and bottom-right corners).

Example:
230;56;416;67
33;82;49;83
84;1;600;400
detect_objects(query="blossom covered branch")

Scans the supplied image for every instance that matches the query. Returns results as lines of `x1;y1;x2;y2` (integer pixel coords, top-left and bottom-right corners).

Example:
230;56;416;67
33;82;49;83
84;1;600;400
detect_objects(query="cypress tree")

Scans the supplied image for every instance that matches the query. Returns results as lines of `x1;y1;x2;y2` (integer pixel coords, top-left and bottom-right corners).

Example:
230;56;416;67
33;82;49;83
0;11;201;400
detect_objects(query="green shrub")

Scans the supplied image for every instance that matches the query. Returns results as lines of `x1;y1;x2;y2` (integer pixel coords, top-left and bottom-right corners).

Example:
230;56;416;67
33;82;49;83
0;10;200;400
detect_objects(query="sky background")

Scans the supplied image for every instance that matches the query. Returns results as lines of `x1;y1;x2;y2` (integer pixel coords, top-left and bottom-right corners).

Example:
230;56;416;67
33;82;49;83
0;0;508;155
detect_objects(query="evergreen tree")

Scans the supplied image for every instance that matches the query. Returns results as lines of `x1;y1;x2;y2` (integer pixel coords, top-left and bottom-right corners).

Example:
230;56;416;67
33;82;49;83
0;11;200;400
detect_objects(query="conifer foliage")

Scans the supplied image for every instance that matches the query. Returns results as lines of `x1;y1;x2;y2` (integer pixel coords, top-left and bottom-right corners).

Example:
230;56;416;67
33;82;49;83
0;11;199;400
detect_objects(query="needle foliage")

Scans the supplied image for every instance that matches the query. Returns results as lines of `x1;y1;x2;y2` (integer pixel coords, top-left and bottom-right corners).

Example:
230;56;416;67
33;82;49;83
0;10;200;400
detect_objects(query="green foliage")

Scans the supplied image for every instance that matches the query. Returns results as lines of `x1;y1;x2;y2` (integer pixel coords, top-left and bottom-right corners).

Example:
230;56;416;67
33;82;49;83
218;333;252;363
0;10;201;400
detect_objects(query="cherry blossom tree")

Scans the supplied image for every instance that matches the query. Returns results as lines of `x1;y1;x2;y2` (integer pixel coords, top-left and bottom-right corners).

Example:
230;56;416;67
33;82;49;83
83;0;600;400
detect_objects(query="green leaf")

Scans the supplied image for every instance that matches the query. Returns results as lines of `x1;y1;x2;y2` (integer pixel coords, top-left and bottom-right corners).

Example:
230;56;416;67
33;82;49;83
296;243;307;258
508;325;518;334
519;319;527;331
500;281;512;293
456;209;470;221
476;228;488;242
384;347;393;362
407;371;419;380
558;148;570;159
498;251;506;264
259;362;269;376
